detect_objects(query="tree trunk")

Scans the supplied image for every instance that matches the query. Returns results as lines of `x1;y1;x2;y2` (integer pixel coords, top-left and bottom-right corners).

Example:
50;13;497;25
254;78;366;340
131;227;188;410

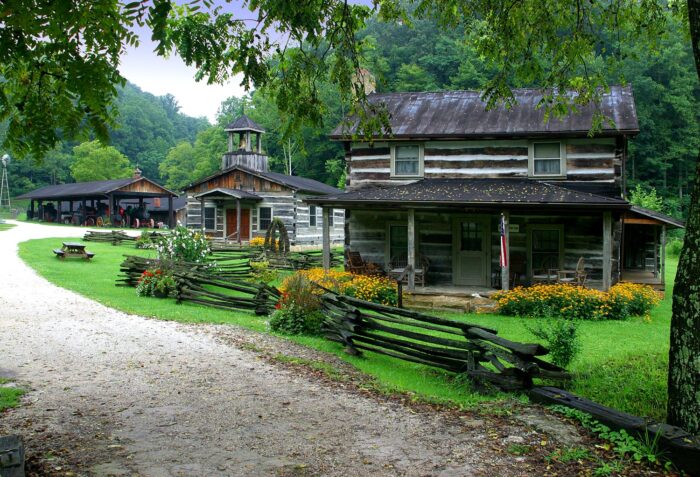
667;0;700;435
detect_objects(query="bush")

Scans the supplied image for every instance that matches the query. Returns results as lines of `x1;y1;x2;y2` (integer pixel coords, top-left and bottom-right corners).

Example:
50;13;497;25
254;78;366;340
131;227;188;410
156;226;210;263
136;269;177;297
271;273;323;335
493;283;659;320
293;268;398;306
526;319;581;367
666;238;683;258
249;260;279;284
248;236;265;247
135;230;155;249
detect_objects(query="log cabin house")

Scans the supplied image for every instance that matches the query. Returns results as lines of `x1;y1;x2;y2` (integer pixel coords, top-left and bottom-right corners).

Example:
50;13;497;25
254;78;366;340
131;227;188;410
308;87;683;298
183;115;344;245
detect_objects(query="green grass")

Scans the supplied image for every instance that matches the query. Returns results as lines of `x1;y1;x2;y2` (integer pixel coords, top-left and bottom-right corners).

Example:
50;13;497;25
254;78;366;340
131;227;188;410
18;237;676;419
0;222;16;231
0;378;24;411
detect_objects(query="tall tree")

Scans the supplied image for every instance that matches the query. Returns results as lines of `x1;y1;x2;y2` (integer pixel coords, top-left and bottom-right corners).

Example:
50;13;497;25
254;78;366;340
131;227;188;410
70;141;132;182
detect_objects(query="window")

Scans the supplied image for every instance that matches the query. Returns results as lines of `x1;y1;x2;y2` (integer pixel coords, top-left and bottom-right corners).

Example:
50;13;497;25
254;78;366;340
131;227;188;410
391;144;423;177
460;221;483;252
530;227;562;273
327;209;334;226
259;206;272;231
309;205;317;227
530;142;565;177
388;224;408;261
204;207;216;230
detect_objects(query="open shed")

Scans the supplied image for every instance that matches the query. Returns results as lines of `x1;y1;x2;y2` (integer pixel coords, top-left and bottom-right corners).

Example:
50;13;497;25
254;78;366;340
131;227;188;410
17;173;178;228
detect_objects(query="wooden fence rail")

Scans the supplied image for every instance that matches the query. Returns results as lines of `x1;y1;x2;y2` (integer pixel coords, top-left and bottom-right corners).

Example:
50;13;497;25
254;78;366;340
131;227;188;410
319;293;569;391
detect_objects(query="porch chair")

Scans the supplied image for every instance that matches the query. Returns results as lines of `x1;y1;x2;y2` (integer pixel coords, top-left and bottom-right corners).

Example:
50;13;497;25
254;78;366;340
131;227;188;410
388;253;429;287
346;250;384;276
531;255;559;284
557;257;587;286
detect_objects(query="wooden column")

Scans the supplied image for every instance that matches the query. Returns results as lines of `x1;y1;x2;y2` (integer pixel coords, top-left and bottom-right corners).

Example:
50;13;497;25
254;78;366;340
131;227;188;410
38;200;43;221
56;200;61;223
501;212;510;291
407;208;416;291
653;226;659;278
168;196;174;228
236;199;241;244
30;200;35;220
322;207;331;271
661;225;667;287
81;198;87;225
200;198;205;230
603;211;612;290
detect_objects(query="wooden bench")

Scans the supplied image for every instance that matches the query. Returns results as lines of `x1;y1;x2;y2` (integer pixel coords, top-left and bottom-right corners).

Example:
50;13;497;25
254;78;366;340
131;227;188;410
86;252;95;259
53;248;65;258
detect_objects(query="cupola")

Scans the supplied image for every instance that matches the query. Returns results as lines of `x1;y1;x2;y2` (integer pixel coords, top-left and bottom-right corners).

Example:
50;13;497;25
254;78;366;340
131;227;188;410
222;115;268;171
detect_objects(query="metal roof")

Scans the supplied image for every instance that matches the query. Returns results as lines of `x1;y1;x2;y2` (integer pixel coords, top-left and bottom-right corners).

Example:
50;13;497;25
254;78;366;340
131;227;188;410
307;178;630;209
331;86;639;140
628;205;685;228
186;165;341;196
224;115;266;133
193;188;262;201
16;177;176;201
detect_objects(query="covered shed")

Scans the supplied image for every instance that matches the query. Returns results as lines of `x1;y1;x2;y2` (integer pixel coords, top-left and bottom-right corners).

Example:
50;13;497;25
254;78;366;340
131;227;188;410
17;172;178;228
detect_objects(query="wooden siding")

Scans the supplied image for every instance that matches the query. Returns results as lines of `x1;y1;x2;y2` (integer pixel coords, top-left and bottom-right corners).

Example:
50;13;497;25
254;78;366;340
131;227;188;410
346;138;622;192
348;209;619;286
188;169;286;195
119;178;171;194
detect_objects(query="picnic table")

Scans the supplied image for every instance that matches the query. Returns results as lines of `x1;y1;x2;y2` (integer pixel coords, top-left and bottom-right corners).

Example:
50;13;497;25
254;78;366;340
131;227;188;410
53;242;95;260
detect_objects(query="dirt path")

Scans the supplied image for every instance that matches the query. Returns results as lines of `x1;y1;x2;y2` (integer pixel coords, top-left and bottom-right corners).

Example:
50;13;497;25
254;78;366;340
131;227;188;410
0;221;565;476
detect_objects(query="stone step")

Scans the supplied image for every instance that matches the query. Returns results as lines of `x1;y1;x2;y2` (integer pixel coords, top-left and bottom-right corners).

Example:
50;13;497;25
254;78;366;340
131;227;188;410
402;292;497;314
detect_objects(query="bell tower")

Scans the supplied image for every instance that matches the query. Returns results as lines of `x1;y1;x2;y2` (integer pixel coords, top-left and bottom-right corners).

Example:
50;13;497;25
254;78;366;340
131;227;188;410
222;115;268;172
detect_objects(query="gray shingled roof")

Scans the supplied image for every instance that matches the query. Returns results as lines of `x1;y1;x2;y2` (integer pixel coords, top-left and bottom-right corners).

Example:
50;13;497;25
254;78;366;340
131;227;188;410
186;165;341;195
224;115;266;133
331;86;639;139
16;178;176;200
629;205;685;228
307;178;629;209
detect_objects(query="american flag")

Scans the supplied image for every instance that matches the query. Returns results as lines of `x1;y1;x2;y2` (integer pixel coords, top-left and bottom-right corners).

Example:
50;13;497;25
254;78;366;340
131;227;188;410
499;214;508;268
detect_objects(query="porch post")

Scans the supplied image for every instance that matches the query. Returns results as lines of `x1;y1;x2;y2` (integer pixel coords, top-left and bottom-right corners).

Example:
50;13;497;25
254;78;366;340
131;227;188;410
38;200;43;221
603;211;612;290
661;225;667;287
653;226;659;278
236;199;241;244
407;208;416;291
200;198;205;230
501;211;510;291
322;207;331;271
56;200;61;223
30;200;34;220
168;195;174;228
82;198;87;225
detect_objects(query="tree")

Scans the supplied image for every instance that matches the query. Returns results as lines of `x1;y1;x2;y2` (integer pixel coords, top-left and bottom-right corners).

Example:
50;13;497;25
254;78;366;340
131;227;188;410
629;185;666;213
70;141;132;182
160;142;197;192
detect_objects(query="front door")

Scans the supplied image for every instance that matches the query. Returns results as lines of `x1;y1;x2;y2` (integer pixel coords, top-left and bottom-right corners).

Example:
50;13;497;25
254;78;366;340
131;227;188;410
453;217;489;286
226;208;250;240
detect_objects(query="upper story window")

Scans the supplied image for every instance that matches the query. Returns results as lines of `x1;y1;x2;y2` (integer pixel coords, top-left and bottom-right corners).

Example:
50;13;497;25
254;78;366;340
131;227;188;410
391;144;424;178
309;205;317;227
529;142;566;178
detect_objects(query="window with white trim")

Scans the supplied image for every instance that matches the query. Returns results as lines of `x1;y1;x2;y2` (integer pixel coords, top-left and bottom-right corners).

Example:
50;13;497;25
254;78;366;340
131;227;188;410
327;209;334;226
309;205;317;227
204;207;216;230
259;206;272;231
391;144;423;178
529;142;566;177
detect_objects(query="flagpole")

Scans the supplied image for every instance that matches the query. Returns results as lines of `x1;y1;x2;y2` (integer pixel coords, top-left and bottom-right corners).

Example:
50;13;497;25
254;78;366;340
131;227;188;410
500;211;510;291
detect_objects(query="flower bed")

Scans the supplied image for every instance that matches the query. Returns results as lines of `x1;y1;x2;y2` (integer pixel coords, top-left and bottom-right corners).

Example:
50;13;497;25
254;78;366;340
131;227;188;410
284;268;399;306
492;283;660;320
136;269;176;297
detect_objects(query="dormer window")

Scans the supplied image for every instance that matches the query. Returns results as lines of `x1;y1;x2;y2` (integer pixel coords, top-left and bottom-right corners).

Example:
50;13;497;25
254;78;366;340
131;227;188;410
529;141;566;178
391;144;424;178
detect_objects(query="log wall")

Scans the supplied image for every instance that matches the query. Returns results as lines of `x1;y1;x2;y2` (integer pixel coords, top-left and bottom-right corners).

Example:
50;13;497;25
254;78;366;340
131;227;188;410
346;138;622;192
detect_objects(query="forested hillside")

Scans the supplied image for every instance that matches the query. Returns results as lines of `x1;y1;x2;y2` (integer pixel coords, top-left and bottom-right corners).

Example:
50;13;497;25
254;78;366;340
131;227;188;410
4;82;208;197
7;12;699;219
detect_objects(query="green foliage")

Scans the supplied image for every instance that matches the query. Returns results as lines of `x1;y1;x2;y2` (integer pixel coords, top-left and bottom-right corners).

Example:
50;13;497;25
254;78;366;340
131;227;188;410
160;141;197;191
0;378;25;411
628;184;665;213
136;269;176;297
546;447;591;464
249;260;279;285
666;238;684;258
156;226;210;263
550;406;667;466
526;319;581;368
271;274;323;335
70;140;132;182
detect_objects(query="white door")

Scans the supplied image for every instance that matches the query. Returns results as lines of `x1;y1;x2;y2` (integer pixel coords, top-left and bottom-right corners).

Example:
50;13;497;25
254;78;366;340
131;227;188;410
453;217;489;286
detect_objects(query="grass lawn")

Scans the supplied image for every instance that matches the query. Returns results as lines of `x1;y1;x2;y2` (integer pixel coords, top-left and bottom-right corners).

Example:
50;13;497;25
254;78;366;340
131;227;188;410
0;222;16;232
19;237;675;419
0;378;24;411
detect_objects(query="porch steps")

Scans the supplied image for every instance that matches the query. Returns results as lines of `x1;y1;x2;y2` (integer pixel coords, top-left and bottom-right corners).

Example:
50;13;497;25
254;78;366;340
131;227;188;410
402;290;498;314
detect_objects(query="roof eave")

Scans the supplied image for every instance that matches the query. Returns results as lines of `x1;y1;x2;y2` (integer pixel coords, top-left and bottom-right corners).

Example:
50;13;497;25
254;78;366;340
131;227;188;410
329;128;640;141
306;197;630;210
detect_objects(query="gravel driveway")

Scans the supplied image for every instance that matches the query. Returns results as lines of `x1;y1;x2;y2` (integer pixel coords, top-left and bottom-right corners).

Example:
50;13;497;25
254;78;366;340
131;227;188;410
0;221;563;476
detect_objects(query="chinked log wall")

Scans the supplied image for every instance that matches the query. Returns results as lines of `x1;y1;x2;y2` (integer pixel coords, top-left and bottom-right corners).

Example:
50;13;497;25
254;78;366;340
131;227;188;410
348;210;615;284
346;139;621;191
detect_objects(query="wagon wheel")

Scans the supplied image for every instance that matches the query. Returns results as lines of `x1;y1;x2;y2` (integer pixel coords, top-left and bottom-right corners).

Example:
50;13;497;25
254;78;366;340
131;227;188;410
63;217;71;225
84;217;95;226
96;216;104;227
133;218;140;229
148;218;155;229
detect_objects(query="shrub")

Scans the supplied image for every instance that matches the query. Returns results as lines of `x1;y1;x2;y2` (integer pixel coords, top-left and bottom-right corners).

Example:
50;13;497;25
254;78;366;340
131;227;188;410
666;238;683;258
136;269;176;297
493;283;659;320
156;226;210;263
249;260;279;284
135;230;155;249
526;319;581;367
270;273;323;335
249;236;265;247
288;268;398;306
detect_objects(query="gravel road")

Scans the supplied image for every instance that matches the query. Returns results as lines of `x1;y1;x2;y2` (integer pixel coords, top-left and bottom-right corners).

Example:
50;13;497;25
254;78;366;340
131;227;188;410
0;221;566;476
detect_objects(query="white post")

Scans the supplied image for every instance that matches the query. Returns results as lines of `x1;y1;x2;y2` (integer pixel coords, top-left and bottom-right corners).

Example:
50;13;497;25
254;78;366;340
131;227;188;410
501;211;510;291
603;211;612;290
407;208;416;291
322;207;331;271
